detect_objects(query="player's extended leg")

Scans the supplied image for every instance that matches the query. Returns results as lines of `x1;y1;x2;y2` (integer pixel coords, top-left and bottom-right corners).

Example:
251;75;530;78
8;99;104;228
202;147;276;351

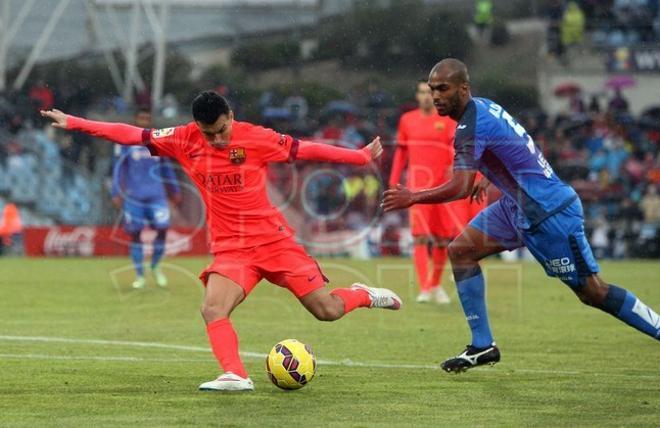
413;236;432;302
123;200;147;289
198;273;254;391
442;224;513;372
128;231;146;289
147;203;171;288
151;228;168;287
521;199;660;341
410;205;436;303
572;275;659;340
429;240;451;304
299;283;402;321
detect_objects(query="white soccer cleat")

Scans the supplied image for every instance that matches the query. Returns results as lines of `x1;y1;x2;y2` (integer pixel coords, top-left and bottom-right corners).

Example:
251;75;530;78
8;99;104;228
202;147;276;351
433;287;451;304
351;283;402;310
416;291;432;303
132;276;146;289
198;372;254;392
152;266;168;288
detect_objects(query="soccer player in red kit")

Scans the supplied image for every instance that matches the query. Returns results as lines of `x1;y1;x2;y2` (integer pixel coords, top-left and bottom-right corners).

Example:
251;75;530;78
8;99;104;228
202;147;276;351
41;91;401;392
390;80;465;304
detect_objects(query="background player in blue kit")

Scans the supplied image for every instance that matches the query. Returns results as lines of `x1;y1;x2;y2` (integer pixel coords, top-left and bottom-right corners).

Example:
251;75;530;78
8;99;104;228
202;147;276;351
112;108;181;289
383;58;660;373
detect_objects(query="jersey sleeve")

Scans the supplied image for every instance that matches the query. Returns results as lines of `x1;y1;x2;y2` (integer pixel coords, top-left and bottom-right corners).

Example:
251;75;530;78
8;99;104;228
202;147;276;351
396;116;408;147
253;126;298;163
454;125;477;170
453;103;478;171
145;126;188;160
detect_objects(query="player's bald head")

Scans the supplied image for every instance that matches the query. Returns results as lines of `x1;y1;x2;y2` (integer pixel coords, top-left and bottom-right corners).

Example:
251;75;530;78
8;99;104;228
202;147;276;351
427;58;472;120
429;58;470;86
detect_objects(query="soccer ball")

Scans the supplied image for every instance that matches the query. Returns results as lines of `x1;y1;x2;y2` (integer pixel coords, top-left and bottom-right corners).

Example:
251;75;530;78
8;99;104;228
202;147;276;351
266;339;316;390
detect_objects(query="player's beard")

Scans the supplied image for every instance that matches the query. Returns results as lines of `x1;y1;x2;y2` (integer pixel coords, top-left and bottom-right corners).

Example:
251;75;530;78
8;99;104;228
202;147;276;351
447;90;461;118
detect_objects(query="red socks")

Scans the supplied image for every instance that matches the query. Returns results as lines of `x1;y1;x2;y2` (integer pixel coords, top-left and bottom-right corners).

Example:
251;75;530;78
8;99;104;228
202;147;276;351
206;318;248;378
413;244;430;292
330;288;371;314
429;246;448;289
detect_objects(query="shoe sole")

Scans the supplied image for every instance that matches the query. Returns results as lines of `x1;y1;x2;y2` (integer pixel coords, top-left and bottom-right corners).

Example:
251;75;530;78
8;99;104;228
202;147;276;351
199;387;254;392
442;360;500;374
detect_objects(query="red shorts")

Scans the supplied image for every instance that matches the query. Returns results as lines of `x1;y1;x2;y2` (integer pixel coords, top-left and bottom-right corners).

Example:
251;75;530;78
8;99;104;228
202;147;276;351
409;200;466;239
199;237;328;298
410;198;488;239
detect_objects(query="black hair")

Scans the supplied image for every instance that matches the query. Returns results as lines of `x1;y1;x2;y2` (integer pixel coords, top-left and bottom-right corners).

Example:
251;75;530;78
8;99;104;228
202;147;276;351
192;91;231;124
134;105;151;116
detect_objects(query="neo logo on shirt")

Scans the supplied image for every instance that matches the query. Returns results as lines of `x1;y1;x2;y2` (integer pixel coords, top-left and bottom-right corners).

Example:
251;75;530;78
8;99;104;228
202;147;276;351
229;147;246;164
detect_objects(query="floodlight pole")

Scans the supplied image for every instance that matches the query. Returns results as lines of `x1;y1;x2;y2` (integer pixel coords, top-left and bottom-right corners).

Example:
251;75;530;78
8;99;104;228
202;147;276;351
104;3;146;93
0;0;37;91
144;2;170;111
84;0;124;95
122;1;141;104
13;0;71;91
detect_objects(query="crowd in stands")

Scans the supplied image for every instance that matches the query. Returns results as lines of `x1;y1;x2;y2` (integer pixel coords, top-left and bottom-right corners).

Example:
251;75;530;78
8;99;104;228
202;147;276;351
2;76;660;258
520;88;660;258
545;0;660;60
2;48;660;258
0;81;104;233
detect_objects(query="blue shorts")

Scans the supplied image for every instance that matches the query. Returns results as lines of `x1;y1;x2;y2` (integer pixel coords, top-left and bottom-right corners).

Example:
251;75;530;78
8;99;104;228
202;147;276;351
470;197;600;289
122;198;171;234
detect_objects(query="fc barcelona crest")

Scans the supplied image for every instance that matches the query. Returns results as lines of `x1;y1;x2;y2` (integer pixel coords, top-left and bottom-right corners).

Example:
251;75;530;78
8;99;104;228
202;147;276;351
229;147;246;164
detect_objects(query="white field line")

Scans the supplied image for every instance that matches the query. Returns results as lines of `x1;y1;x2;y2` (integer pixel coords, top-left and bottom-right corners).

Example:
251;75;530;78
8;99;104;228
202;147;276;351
0;353;209;363
0;335;658;379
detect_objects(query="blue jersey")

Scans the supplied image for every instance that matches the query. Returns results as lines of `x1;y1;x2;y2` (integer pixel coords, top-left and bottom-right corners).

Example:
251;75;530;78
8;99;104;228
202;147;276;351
112;145;180;202
453;97;577;228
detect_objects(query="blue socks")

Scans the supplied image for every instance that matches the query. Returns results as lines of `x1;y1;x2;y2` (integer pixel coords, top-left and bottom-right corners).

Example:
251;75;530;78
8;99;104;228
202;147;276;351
454;266;493;348
602;285;660;340
129;240;144;277
151;229;167;269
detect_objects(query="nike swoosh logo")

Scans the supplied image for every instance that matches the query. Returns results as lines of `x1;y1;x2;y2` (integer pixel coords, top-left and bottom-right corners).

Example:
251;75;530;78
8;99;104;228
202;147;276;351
457;124;467;129
307;275;317;282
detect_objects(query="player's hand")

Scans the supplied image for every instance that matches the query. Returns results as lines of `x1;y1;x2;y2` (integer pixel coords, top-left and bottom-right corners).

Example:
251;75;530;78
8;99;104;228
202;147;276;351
365;136;383;161
40;109;68;129
111;196;122;209
470;178;490;204
381;184;415;212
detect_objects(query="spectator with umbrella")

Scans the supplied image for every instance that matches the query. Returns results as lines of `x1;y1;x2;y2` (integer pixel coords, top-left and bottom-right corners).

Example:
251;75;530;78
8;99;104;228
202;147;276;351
606;75;636;113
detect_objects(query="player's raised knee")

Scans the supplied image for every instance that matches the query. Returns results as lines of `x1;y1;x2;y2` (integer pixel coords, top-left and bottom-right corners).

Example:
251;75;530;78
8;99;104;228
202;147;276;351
572;276;608;307
447;239;474;263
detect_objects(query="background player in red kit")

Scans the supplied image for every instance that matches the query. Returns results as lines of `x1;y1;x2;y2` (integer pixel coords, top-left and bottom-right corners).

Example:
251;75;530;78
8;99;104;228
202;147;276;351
390;80;464;304
41;91;402;392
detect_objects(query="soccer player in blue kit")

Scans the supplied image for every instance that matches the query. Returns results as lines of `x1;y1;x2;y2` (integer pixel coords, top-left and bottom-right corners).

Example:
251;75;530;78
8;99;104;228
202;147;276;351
383;58;660;373
112;108;181;289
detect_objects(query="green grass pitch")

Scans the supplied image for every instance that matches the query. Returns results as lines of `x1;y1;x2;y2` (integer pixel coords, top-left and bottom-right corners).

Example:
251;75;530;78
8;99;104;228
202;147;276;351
0;257;658;427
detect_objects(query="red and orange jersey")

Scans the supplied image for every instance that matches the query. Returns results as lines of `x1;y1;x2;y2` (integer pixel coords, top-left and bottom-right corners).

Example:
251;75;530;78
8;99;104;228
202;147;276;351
391;109;457;190
146;121;297;253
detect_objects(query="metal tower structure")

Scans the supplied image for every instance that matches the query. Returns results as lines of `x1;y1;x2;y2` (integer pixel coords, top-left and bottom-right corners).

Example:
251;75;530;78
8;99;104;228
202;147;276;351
0;0;319;109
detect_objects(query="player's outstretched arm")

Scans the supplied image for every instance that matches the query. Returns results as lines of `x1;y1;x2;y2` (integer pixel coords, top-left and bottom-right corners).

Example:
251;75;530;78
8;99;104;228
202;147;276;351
382;169;476;212
40;109;147;145
296;136;383;166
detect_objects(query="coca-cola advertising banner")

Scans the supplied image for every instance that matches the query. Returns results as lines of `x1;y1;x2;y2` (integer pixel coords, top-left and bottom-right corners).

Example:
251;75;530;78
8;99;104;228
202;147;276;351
24;226;208;257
